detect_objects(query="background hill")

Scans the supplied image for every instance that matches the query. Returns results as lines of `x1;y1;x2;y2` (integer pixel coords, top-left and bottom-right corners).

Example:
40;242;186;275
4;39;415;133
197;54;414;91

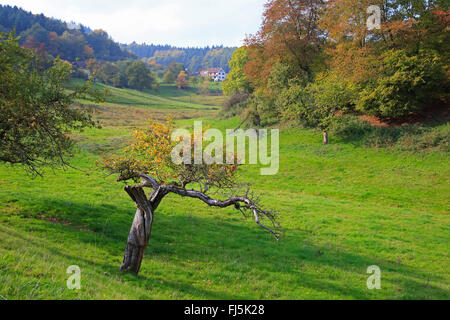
0;4;235;84
0;5;236;73
0;4;136;62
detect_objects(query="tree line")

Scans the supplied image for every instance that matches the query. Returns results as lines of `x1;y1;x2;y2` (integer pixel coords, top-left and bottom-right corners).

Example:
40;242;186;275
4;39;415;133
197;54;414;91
222;0;449;143
0;5;226;92
123;42;236;73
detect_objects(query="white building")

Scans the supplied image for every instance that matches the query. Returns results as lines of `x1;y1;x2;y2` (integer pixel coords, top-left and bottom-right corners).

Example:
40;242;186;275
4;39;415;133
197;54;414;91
200;68;227;82
214;68;227;82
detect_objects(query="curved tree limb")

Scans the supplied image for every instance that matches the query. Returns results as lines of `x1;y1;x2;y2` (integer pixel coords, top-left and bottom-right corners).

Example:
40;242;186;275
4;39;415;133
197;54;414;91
139;173;159;189
138;174;280;240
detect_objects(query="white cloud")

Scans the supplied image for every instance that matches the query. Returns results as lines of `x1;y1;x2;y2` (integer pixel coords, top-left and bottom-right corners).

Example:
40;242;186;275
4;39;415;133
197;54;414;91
0;0;266;46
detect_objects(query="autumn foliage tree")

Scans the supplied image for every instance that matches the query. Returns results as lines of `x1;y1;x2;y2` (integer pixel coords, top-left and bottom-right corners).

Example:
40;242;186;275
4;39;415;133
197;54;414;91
235;0;327;130
244;0;325;93
320;0;449;116
162;70;175;83
176;70;189;89
222;47;253;95
101;118;279;274
227;0;448;143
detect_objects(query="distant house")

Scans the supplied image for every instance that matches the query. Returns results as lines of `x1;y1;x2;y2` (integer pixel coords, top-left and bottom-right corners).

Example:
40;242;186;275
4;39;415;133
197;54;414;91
199;67;227;82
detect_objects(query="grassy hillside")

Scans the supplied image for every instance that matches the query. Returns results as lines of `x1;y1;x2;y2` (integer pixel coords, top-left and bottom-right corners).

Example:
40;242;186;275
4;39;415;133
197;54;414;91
0;82;448;300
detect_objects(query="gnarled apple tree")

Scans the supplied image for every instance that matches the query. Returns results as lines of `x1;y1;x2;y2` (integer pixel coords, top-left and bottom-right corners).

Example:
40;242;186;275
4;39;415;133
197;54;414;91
101;119;279;274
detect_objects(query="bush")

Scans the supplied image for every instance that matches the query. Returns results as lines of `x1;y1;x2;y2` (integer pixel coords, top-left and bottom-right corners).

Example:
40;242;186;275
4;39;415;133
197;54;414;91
310;72;358;113
330;115;374;139
269;71;359;131
357;49;448;117
162;70;175;83
331;115;449;152
221;92;250;117
250;94;278;126
242;105;261;127
363;127;409;149
394;125;449;152
274;82;307;122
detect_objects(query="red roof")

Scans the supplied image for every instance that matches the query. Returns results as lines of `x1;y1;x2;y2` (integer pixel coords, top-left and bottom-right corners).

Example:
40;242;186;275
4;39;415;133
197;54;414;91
200;68;221;74
207;68;221;73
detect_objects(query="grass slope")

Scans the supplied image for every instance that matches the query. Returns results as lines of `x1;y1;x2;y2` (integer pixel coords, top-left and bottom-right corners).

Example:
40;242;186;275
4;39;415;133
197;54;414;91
0;82;448;300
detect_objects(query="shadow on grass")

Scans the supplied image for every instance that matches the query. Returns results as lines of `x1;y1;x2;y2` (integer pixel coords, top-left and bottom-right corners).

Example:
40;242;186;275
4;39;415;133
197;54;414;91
4;197;449;299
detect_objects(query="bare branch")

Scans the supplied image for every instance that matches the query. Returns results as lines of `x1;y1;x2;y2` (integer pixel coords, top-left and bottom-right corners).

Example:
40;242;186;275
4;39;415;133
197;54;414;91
121;173;280;239
159;184;280;240
139;173;159;189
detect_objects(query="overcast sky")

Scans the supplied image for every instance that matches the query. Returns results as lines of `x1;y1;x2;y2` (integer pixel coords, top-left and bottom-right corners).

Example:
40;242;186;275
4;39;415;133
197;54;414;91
0;0;266;47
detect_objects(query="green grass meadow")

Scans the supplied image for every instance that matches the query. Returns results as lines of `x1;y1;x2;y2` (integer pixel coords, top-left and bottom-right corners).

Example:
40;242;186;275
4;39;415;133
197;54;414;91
0;81;448;300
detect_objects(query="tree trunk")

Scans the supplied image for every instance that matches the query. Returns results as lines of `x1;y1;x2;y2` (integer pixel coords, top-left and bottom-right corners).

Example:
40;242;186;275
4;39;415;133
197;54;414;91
323;131;328;145
120;186;154;274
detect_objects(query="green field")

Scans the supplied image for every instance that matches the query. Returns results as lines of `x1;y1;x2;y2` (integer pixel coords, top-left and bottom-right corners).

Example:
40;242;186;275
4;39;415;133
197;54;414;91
0;82;448;300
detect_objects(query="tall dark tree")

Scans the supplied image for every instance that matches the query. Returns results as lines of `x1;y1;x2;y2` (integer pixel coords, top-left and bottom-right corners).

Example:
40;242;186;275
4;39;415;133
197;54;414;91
126;60;156;91
244;0;325;91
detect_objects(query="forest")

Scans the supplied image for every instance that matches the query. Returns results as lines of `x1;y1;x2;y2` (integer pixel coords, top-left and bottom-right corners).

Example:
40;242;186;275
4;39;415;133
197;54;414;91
124;43;236;73
0;5;234;91
0;5;136;62
222;0;449;146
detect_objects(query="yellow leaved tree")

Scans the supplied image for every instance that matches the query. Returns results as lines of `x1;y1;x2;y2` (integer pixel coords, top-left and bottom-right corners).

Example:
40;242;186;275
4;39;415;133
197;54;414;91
101;118;278;274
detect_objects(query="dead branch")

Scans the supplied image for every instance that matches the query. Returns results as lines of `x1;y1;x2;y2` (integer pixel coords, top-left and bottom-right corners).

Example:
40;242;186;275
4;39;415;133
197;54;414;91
138;174;279;240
